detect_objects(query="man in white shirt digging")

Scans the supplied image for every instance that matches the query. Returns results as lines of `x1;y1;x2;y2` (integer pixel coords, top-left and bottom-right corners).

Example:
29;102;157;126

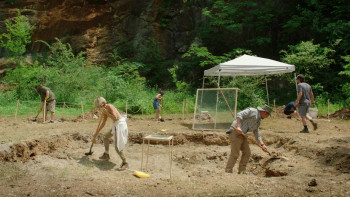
94;97;129;170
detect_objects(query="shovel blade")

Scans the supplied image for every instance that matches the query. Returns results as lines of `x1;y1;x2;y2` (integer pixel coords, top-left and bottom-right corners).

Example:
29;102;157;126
85;151;93;156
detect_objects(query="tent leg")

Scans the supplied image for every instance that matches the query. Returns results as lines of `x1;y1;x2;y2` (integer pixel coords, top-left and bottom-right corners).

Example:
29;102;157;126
214;71;221;129
265;76;270;106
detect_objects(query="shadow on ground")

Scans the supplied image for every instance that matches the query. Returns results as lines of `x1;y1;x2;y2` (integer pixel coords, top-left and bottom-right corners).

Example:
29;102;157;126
75;155;116;171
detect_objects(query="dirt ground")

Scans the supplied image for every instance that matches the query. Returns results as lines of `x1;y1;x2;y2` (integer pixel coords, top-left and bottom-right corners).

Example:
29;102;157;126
0;114;349;197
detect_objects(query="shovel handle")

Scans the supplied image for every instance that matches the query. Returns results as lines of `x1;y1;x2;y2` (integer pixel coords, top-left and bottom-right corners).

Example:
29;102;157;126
93;115;104;141
230;125;271;156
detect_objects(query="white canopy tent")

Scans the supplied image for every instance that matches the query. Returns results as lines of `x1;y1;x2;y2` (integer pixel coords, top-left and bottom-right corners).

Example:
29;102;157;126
195;55;296;130
204;54;295;77
202;54;297;105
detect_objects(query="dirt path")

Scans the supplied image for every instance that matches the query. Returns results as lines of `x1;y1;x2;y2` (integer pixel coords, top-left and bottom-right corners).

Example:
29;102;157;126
0;116;349;196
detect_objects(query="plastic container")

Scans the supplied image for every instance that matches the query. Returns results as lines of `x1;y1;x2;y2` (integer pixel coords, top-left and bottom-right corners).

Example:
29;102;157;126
308;108;318;118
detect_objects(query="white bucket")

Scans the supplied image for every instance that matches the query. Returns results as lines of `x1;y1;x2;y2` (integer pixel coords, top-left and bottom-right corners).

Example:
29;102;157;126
308;108;318;118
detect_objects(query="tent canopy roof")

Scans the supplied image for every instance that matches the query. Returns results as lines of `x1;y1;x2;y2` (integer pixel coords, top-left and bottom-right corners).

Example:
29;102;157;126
204;54;295;76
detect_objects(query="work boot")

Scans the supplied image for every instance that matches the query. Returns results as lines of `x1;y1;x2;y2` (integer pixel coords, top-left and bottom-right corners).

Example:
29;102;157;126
118;162;129;170
99;153;110;160
312;122;318;130
300;127;309;133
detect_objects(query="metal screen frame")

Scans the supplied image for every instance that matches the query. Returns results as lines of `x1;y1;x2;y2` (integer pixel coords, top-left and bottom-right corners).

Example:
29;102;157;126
192;88;238;130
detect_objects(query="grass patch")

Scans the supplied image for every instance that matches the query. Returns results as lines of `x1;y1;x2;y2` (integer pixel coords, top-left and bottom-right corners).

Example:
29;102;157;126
315;102;344;116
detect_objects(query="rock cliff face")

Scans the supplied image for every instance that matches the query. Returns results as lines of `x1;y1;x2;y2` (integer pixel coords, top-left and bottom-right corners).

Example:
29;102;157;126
0;0;207;64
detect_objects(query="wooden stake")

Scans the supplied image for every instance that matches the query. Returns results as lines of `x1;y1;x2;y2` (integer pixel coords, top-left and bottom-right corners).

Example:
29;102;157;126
81;103;84;120
328;99;330;120
62;102;66;119
15;100;20;120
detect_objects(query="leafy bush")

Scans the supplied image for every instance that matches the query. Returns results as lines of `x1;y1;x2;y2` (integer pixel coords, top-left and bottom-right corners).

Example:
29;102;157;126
0;9;32;59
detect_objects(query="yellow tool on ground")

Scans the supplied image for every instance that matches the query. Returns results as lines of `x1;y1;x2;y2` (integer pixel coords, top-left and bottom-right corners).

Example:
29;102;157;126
124;169;150;178
133;170;151;178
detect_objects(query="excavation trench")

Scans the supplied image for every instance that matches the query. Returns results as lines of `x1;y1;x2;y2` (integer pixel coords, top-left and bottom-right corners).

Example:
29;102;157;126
1;131;346;177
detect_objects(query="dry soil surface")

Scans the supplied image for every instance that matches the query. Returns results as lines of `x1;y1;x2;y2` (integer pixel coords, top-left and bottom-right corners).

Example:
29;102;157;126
0;116;349;197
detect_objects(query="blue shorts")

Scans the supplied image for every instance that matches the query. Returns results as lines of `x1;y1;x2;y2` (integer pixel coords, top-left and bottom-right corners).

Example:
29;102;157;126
153;99;160;110
298;105;309;116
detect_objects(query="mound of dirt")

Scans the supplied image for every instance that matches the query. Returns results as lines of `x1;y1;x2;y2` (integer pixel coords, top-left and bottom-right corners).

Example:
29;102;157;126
328;107;350;120
273;106;288;118
0;133;93;162
195;111;212;122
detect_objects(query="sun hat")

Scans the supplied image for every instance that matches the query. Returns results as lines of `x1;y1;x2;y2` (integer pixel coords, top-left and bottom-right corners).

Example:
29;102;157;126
257;105;273;114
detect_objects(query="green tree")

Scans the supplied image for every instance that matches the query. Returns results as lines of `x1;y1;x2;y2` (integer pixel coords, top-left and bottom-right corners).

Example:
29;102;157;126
281;40;336;98
339;56;350;105
0;9;32;60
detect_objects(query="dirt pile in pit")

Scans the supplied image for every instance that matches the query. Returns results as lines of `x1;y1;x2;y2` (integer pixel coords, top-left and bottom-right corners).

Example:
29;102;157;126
273;106;287;118
195;111;213;122
249;153;290;177
73;109;101;122
327;107;350;120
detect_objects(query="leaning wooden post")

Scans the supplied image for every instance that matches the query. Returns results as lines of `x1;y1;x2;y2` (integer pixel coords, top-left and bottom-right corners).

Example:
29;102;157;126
15;100;20;120
62;102;66;119
81;102;84;120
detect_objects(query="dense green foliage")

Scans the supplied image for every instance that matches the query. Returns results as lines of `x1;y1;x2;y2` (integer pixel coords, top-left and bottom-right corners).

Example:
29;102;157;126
0;10;32;60
187;0;349;107
0;37;193;115
1;0;350;117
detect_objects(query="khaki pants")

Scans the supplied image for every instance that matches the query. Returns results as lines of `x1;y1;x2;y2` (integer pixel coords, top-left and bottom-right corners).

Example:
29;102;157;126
104;129;126;162
46;100;56;113
225;131;251;172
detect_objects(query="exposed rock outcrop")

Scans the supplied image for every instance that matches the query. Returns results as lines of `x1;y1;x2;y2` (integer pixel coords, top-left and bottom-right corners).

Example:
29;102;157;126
0;0;207;64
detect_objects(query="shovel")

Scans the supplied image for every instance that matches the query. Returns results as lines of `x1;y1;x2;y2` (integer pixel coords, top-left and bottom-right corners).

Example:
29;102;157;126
231;125;271;156
160;98;165;122
85;115;103;155
216;83;272;156
32;104;43;121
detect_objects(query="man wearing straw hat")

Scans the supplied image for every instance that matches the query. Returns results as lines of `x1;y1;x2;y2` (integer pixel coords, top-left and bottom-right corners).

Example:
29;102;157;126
225;105;272;174
294;74;318;133
94;97;129;170
36;84;56;123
